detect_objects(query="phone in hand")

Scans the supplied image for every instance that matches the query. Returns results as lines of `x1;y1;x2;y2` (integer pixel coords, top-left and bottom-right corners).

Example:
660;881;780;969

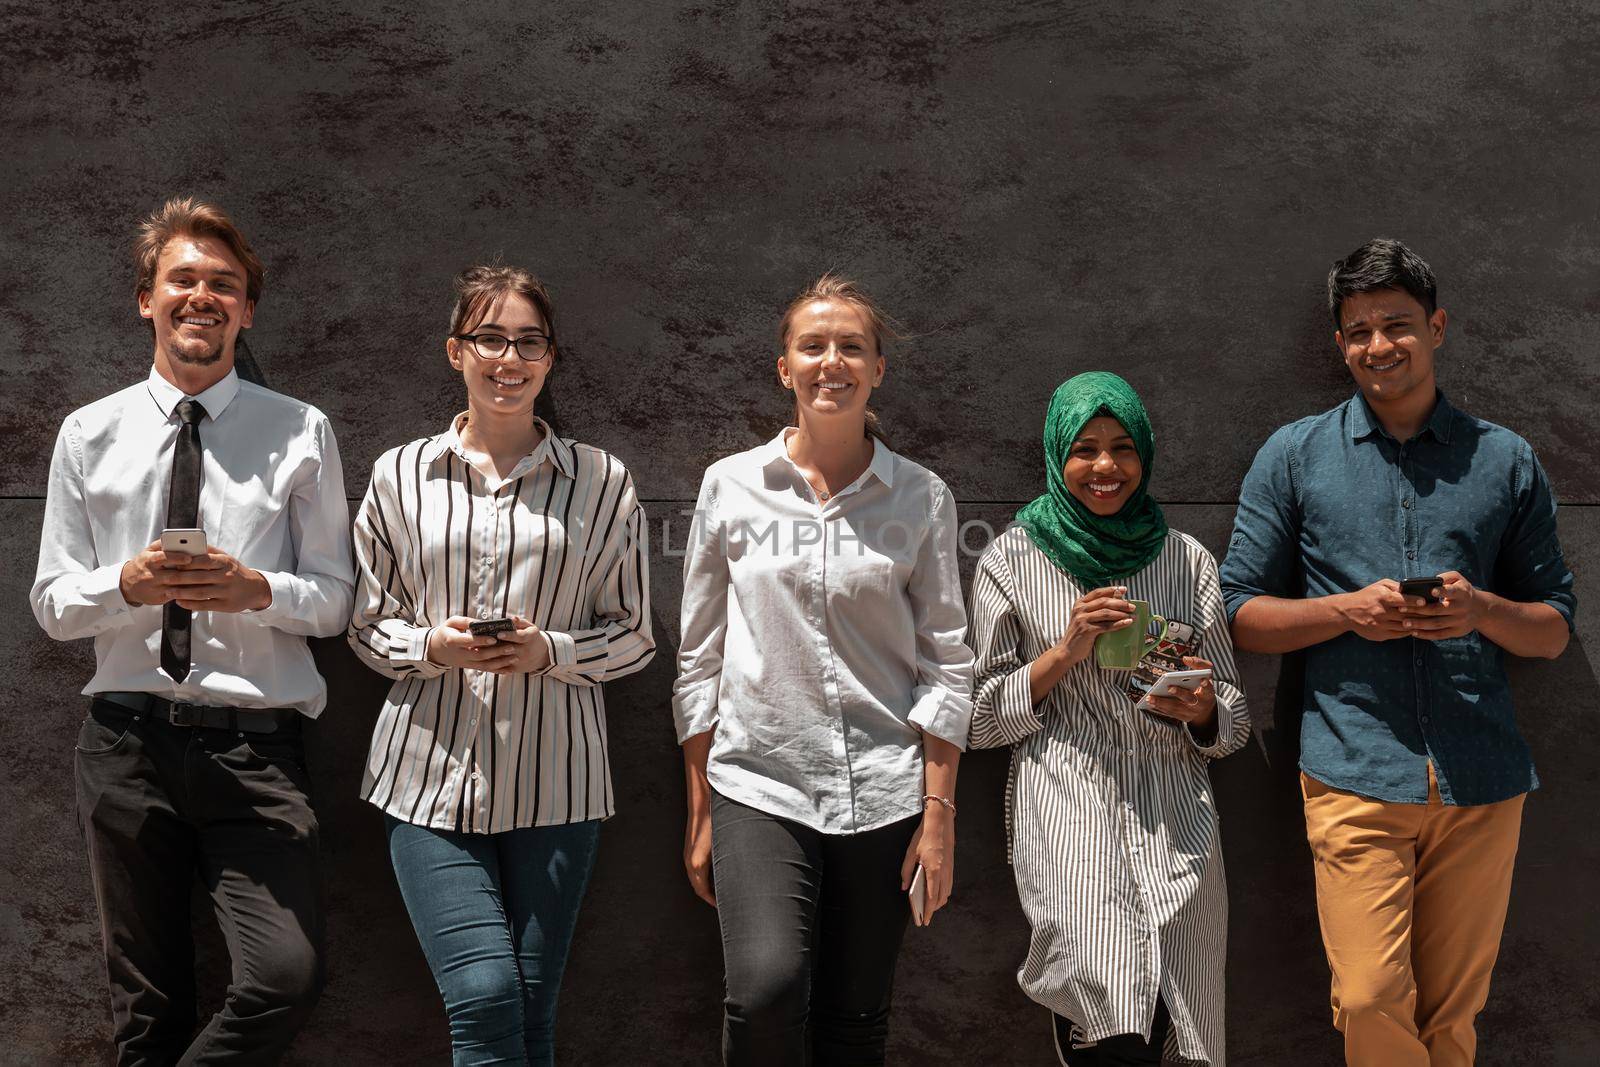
468;617;515;639
1400;576;1444;604
160;528;207;556
908;864;927;925
1136;667;1212;712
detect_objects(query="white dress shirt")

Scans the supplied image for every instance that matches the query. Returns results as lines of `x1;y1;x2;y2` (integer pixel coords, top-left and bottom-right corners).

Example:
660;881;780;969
349;415;654;832
673;429;974;834
31;367;355;715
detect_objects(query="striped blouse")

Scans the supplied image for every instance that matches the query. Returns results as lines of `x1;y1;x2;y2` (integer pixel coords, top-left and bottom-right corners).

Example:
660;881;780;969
348;414;654;833
968;527;1248;1066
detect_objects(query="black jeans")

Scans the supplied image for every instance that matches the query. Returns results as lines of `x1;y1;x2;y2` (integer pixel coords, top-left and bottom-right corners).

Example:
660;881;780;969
1053;996;1171;1067
74;698;324;1065
709;789;918;1067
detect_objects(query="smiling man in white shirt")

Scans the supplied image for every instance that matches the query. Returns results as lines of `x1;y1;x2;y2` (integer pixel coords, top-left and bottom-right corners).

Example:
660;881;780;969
31;197;354;1064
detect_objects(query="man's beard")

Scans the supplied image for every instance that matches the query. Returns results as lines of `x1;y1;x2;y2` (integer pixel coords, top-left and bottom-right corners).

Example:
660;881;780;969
163;333;225;367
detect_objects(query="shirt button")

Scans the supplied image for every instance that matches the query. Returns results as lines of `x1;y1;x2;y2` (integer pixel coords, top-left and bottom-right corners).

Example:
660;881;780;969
1402;499;1413;509
1421;716;1430;724
1415;654;1424;665
480;610;490;620
1407;551;1417;560
470;770;481;781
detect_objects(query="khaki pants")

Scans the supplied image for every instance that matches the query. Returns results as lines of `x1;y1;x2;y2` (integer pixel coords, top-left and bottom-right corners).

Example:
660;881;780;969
1300;768;1524;1067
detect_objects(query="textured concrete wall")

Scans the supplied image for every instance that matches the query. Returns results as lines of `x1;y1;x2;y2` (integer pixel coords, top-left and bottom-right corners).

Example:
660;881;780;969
2;2;1597;1064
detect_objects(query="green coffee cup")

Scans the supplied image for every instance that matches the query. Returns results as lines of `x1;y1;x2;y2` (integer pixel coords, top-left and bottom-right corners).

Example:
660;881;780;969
1094;599;1169;670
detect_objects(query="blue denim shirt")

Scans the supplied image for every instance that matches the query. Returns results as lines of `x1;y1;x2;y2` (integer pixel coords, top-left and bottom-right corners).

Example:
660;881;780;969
1220;392;1576;805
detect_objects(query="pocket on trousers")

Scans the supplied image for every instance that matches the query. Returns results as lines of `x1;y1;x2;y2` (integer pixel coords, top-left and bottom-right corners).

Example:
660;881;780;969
76;704;136;756
241;736;311;783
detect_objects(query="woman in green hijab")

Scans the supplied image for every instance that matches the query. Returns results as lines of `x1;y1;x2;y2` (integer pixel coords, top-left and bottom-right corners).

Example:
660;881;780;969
967;372;1249;1067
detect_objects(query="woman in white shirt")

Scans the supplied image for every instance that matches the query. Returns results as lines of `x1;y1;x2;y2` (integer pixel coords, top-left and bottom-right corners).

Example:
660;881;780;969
348;265;654;1066
673;275;974;1066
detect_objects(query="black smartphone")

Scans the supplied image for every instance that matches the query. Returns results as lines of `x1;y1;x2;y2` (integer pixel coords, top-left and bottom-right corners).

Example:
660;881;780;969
1399;577;1444;603
468;617;515;638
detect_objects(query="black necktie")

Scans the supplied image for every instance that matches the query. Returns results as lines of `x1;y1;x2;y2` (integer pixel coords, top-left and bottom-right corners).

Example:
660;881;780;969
160;399;206;683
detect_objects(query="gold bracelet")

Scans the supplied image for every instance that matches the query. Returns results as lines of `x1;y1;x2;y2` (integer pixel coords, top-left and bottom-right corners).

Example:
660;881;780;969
922;793;957;817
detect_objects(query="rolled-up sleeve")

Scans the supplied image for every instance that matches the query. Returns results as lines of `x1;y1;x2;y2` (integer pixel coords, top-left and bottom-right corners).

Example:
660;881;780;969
1494;443;1576;631
967;541;1045;749
244;413;355;636
672;473;727;743
905;482;974;749
1220;428;1302;622
1185;548;1251;759
31;417;139;641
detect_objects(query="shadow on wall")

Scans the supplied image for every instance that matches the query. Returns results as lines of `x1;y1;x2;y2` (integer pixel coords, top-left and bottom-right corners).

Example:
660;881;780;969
26;364;1600;1065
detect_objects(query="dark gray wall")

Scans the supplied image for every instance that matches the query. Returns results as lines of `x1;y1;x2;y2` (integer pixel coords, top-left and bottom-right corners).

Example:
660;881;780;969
2;2;1596;1064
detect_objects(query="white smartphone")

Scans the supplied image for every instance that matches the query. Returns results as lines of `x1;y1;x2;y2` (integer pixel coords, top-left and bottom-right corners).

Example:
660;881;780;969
908;864;927;925
1136;667;1212;711
160;528;207;556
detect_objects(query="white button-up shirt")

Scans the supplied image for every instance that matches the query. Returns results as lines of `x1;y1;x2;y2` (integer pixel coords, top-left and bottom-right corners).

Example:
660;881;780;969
31;367;355;715
673;429;974;834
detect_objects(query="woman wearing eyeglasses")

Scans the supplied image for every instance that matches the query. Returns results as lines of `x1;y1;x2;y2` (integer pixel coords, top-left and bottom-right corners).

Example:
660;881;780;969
348;264;654;1066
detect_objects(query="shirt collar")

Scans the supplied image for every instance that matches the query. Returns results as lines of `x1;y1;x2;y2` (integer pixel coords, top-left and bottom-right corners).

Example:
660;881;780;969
1347;389;1455;445
1422;391;1456;443
145;366;241;422
763;427;897;489
423;412;574;479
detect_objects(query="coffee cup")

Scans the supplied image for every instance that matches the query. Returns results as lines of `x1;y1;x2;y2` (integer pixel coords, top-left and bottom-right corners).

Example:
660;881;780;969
1095;599;1169;670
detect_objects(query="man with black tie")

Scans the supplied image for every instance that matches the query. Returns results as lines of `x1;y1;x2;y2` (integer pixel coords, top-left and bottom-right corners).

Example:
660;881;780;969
31;197;354;1064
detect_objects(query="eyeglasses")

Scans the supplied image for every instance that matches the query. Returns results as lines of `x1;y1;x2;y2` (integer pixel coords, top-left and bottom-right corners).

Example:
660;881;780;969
453;332;553;362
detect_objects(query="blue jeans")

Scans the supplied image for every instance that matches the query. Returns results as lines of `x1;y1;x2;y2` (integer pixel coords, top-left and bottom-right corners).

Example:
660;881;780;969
385;815;601;1066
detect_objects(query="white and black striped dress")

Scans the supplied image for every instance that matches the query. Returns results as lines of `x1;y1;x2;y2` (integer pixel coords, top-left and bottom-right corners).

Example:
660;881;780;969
968;526;1248;1066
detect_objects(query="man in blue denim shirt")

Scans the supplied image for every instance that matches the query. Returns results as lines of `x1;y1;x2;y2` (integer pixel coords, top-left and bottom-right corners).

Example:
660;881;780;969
1221;238;1575;1067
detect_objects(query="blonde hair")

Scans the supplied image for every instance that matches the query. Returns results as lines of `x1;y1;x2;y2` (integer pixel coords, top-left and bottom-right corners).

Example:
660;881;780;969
779;273;901;444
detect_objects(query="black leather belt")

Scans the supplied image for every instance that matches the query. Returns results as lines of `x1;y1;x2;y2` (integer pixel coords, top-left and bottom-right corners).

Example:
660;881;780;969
93;691;299;735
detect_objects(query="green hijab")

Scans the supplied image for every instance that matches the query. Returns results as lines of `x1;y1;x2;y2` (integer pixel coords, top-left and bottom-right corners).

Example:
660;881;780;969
1015;371;1168;587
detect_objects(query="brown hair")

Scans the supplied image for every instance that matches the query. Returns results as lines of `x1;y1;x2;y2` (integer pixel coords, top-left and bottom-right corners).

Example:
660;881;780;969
448;263;563;432
134;196;265;305
448;264;558;352
778;273;900;445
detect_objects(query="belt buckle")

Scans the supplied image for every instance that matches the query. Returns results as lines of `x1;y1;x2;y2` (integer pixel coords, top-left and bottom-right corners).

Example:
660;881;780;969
169;701;203;728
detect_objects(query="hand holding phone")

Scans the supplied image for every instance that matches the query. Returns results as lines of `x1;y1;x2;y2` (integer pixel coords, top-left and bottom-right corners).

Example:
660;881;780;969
427;616;511;671
1137;668;1212;711
468;617;515;638
908;864;927;926
1138;656;1219;727
160;527;208;558
1399;576;1444;604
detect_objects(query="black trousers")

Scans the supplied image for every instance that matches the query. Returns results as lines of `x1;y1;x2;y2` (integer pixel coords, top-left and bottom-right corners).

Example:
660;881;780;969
74;698;324;1065
709;789;918;1067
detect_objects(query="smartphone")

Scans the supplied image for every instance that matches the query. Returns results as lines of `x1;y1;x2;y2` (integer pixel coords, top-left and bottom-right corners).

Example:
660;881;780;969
468;617;515;638
1400;577;1444;604
908;864;927;925
1137;668;1212;711
159;528;207;555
